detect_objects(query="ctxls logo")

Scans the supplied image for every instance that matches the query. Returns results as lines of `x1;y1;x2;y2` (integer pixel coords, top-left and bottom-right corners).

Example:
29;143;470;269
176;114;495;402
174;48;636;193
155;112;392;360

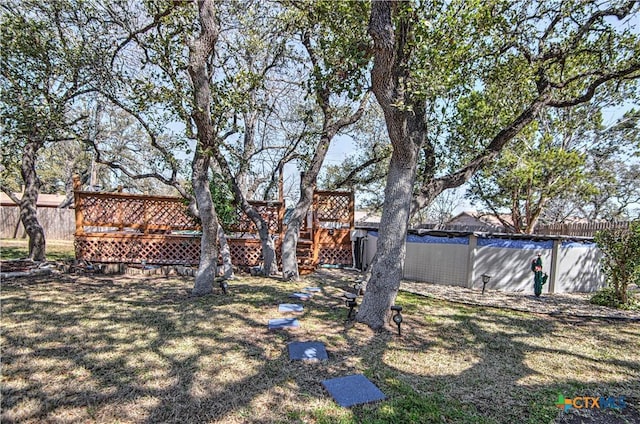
556;394;626;412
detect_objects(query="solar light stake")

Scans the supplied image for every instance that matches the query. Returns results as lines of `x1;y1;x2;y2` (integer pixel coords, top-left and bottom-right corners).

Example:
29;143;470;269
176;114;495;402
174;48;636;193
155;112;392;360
390;305;403;336
219;280;229;295
481;274;491;295
345;298;357;319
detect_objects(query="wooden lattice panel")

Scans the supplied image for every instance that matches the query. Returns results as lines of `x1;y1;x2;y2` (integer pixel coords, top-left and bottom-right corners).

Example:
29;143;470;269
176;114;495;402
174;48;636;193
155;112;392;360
78;192;199;231
74;186;353;272
315;192;352;223
227;201;282;234
227;239;264;267
75;234;200;265
318;246;352;265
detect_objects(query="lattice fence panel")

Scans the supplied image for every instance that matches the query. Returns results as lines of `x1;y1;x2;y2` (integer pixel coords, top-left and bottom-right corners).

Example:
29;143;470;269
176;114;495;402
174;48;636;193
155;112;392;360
145;200;198;229
78;192;199;230
318;245;352;265
227;202;282;234
315;193;352;223
75;235;200;265
228;240;263;267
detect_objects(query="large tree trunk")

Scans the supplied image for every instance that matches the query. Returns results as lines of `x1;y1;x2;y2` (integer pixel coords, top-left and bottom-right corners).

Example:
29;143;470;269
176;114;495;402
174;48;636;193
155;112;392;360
188;0;220;296
192;152;218;295
20;139;46;261
356;140;420;328
356;0;426;329
258;225;278;275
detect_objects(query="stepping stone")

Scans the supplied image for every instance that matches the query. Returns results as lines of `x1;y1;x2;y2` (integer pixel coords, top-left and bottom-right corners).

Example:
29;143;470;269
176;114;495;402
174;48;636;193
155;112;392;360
288;341;328;361
289;293;311;300
278;303;304;313
322;374;386;407
268;318;300;330
304;287;321;292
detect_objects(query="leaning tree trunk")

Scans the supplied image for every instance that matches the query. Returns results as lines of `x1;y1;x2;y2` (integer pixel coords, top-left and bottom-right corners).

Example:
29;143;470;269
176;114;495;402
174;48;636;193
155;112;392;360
212;150;279;276
242;204;277;275
20;139;46;261
281;134;333;280
356;145;419;329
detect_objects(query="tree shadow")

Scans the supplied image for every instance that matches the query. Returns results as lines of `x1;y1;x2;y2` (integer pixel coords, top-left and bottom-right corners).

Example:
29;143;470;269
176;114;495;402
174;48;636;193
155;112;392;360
1;271;638;423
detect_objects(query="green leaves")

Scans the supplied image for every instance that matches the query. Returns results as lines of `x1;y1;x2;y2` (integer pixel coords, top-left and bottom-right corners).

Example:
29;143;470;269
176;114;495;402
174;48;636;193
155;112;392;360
595;221;640;307
287;0;371;102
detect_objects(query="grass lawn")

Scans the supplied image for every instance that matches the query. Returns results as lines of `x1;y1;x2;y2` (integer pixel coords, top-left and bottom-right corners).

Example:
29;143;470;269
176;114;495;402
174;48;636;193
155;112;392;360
1;270;638;423
1;238;75;261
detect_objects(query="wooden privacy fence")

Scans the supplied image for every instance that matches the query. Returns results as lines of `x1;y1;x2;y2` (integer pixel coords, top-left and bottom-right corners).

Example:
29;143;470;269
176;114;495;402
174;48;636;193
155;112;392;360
1;206;75;240
535;221;631;237
73;179;354;271
416;221;633;238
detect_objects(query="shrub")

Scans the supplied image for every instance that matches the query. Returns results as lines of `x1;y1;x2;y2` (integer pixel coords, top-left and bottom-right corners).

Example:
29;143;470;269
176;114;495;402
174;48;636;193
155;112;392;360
589;287;638;310
594;221;640;308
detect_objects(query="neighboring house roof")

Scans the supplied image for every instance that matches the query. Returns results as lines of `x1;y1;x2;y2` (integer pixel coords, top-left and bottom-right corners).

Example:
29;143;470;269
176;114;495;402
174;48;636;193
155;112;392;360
0;192;69;208
354;210;381;228
446;211;514;229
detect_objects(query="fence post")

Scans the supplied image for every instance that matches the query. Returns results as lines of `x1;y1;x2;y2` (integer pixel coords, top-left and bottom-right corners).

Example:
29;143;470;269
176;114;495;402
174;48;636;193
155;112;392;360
466;234;477;289
73;175;84;235
549;239;561;293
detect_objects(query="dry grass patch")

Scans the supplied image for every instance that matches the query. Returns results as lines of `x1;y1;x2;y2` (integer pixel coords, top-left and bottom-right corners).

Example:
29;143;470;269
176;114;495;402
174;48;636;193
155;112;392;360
1;270;639;423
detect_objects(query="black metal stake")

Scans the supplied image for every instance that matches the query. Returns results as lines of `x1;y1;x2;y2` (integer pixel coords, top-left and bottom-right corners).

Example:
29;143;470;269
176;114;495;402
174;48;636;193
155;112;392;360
481;274;491;295
346;298;357;319
390;305;403;336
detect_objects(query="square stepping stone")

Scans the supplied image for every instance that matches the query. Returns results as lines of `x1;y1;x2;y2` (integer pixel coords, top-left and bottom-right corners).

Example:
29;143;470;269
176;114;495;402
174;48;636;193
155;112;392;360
289;292;311;300
278;303;304;313
268;318;300;330
304;287;321;292
322;374;386;407
288;341;328;361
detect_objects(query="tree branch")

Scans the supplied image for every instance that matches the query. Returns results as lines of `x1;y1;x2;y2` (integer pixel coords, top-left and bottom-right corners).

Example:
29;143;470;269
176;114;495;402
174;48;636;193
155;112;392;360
548;63;640;108
411;92;552;215
109;3;179;67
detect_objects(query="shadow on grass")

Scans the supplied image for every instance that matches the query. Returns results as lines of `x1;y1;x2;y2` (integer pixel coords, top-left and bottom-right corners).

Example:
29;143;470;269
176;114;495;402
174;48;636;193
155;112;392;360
1;272;639;423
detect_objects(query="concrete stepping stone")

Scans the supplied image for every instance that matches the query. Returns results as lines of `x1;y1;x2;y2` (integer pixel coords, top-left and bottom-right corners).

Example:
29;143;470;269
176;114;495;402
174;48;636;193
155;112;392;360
268;318;300;330
288;341;328;361
322;374;386;407
289;292;311;300
278;303;304;313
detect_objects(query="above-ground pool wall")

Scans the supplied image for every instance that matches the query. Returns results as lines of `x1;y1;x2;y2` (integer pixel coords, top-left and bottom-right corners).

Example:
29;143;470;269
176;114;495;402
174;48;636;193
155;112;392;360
556;241;605;292
359;229;605;293
404;234;469;286
473;238;553;294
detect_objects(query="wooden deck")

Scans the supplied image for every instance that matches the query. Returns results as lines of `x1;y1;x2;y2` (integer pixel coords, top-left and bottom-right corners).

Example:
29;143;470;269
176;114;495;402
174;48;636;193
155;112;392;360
72;177;354;271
